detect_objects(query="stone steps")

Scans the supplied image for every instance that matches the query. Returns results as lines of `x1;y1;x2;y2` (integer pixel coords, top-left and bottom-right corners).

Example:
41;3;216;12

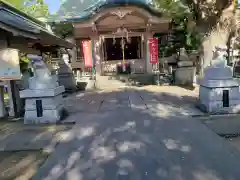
96;74;154;88
96;75;126;89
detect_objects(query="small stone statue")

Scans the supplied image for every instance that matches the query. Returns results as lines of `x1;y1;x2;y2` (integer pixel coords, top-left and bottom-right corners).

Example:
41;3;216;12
27;54;58;89
179;48;190;61
211;45;227;67
203;45;231;80
28;54;51;78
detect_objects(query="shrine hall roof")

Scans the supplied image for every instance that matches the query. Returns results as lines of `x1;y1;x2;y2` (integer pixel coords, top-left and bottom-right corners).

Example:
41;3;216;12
0;1;74;48
48;0;161;22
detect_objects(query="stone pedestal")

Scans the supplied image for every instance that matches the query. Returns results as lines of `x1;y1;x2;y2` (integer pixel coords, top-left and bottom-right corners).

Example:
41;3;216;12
20;55;66;124
175;67;196;85
198;45;240;114
20;86;65;124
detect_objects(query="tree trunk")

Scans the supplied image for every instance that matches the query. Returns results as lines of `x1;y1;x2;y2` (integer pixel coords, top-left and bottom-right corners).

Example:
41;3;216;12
199;3;234;75
201;29;230;67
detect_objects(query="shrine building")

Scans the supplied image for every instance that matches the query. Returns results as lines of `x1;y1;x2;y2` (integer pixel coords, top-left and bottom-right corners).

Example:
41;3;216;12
51;0;171;79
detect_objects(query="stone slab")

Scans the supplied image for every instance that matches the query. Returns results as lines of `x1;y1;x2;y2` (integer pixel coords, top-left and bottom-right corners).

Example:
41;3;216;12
0;123;72;152
200;79;240;88
20;86;65;98
201;115;240;135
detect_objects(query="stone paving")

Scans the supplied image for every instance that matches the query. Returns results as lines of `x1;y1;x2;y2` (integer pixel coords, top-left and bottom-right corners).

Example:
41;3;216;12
33;86;240;180
0;123;72;152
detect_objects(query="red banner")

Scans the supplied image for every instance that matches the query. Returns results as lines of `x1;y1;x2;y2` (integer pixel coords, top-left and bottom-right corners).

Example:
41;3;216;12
149;38;159;64
82;40;93;67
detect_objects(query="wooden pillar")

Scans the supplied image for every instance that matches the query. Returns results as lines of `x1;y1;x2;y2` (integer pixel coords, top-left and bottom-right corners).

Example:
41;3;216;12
0;36;7;118
6;37;21;117
91;35;101;76
145;30;153;73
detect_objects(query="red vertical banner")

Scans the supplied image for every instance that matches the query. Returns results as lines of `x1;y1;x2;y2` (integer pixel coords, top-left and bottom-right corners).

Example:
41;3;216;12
82;40;93;67
149;38;159;64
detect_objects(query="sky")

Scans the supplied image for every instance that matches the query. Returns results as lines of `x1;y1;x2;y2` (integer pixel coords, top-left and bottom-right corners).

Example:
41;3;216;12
43;0;61;14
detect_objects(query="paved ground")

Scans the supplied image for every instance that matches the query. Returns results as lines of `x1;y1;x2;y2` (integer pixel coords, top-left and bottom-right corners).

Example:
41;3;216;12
0;151;48;180
227;137;240;151
0;121;73;180
0;122;72;152
32;86;240;180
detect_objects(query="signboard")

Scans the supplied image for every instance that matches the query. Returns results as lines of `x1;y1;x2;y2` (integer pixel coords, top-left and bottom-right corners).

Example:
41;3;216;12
82;40;93;67
149;38;159;64
0;48;21;80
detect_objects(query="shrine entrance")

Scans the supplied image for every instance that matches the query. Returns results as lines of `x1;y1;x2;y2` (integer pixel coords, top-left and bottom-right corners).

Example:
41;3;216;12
104;36;141;61
103;35;142;74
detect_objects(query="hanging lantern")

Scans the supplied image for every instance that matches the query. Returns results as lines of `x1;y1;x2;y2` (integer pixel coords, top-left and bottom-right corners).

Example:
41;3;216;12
127;36;131;44
113;35;116;45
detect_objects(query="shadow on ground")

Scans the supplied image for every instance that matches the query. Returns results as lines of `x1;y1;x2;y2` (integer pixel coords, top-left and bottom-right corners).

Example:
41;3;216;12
0;150;48;180
0;121;73;151
0;120;74;179
32;86;240;180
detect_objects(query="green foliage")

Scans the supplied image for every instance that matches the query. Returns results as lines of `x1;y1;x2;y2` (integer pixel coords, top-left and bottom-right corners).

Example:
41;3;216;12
4;0;49;18
154;0;201;55
50;22;73;38
19;54;30;73
185;31;201;51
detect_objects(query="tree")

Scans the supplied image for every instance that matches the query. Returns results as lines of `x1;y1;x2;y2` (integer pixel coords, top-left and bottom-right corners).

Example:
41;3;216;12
50;22;73;38
154;0;201;57
4;0;49;18
154;0;235;69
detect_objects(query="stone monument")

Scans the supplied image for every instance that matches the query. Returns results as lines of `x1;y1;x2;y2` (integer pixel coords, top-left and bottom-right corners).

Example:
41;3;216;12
198;45;240;114
57;52;76;92
20;55;66;124
175;48;196;85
